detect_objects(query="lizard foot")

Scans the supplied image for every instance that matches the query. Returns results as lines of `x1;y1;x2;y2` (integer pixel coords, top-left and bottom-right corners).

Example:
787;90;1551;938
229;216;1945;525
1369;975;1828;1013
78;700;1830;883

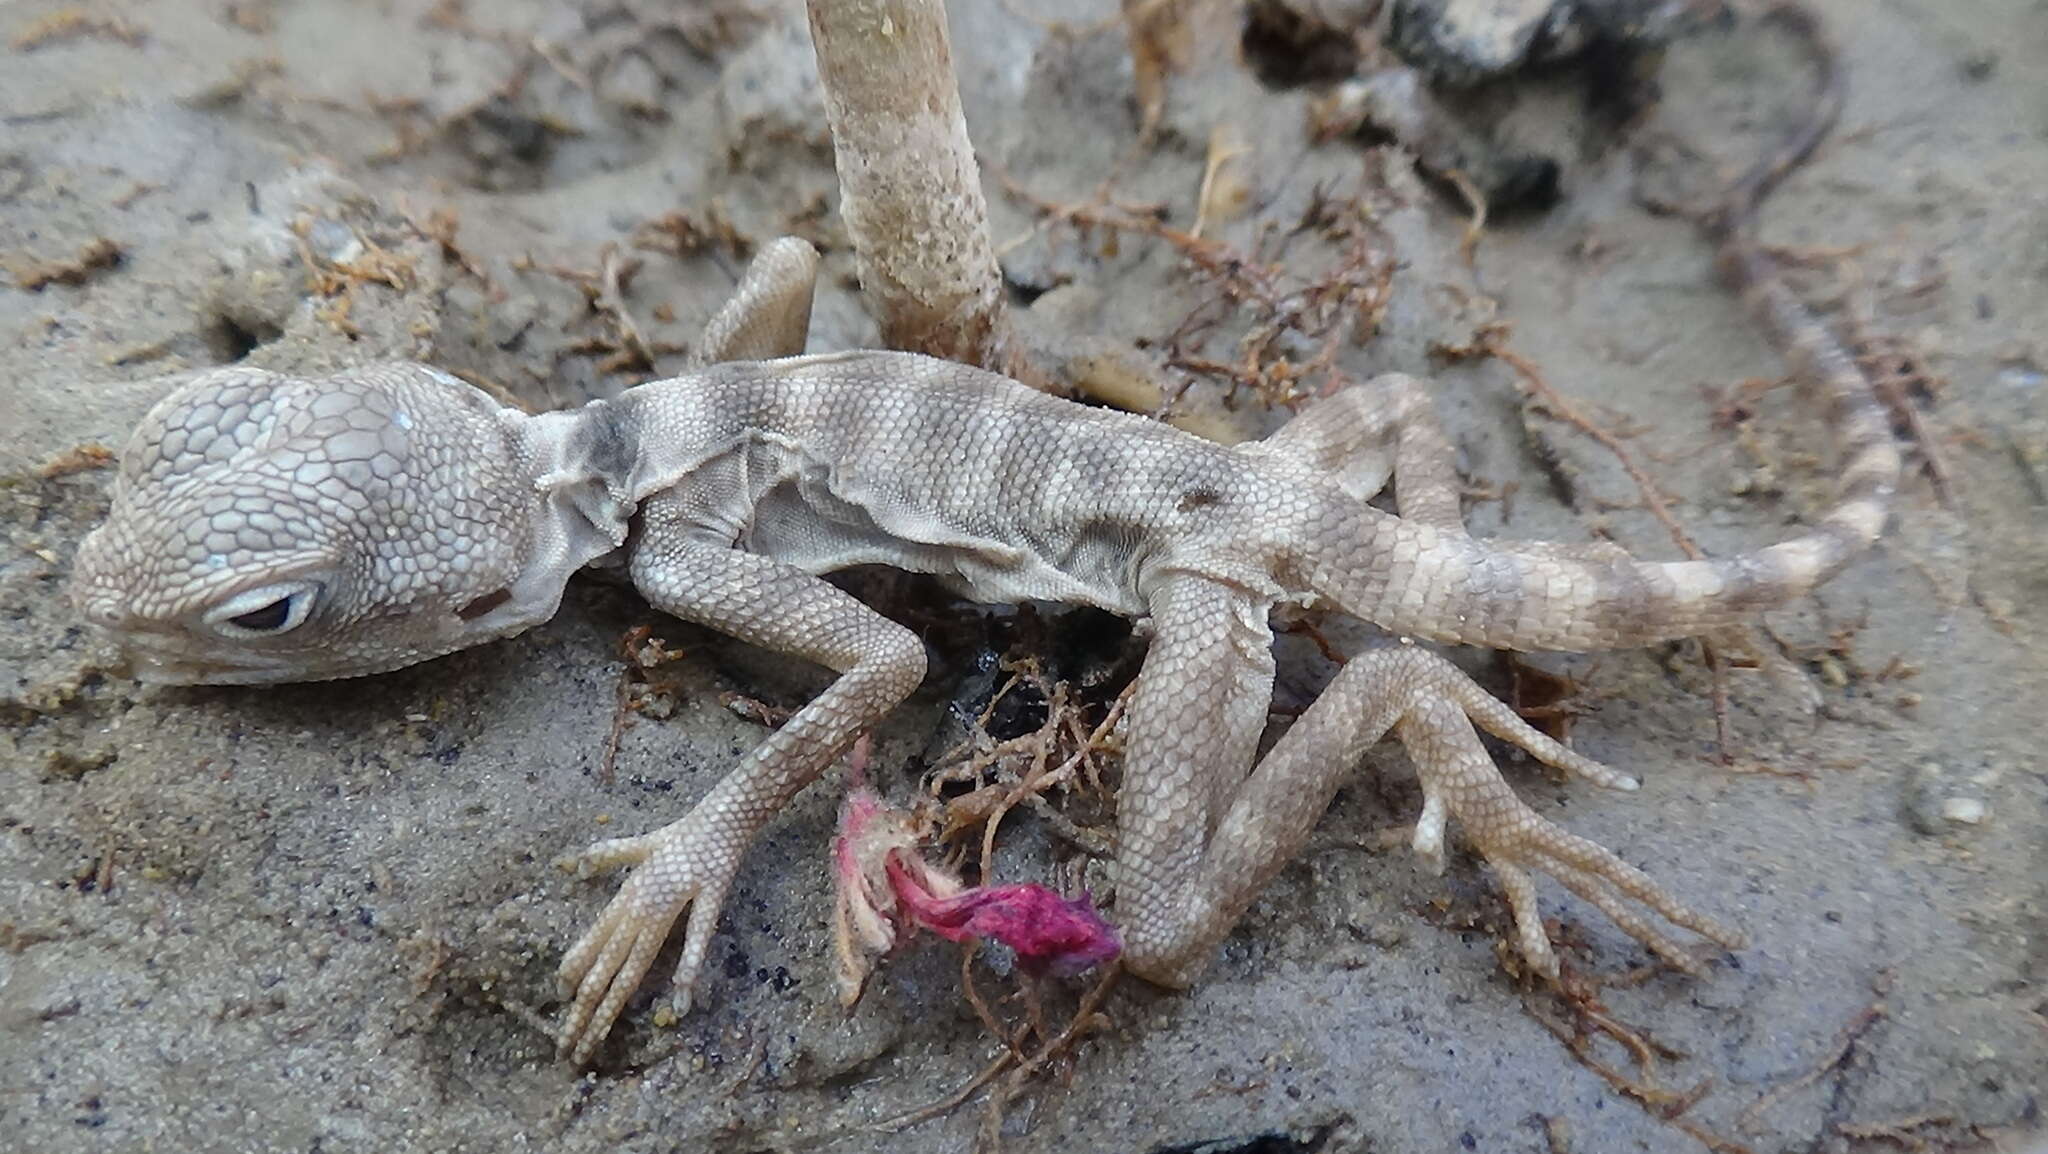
553;816;737;1063
1390;655;1745;977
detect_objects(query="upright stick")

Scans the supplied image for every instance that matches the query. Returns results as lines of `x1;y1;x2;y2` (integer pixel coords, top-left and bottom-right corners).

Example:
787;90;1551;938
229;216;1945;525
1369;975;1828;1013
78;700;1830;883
806;0;1033;380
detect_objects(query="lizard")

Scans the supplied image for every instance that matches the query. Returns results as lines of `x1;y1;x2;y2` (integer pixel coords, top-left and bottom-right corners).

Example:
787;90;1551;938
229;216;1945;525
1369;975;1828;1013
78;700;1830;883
66;12;1894;1066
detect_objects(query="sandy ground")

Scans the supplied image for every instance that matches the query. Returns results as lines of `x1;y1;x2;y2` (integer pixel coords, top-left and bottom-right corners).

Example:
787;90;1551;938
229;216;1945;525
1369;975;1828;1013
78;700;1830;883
3;1;2045;1151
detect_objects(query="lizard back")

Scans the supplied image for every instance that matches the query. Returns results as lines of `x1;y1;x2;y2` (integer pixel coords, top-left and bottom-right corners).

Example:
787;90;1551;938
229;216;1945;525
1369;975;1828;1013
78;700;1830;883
604;351;1299;617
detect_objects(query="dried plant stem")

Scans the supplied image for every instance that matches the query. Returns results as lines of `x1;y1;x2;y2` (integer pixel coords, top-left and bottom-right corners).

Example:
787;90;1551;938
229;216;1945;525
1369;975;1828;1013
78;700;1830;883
805;0;1043;386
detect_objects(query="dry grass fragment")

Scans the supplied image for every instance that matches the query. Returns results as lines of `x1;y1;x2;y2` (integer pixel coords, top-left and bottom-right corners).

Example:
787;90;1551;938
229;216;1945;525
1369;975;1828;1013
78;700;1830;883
12;9;144;51
3;238;124;291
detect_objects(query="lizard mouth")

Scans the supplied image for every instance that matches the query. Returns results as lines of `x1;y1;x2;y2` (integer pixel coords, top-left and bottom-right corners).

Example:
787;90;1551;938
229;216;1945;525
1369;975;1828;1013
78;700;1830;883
122;641;296;686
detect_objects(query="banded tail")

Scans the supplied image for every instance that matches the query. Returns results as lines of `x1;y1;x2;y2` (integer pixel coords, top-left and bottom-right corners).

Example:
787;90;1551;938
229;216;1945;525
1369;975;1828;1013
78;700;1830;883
1308;4;1896;653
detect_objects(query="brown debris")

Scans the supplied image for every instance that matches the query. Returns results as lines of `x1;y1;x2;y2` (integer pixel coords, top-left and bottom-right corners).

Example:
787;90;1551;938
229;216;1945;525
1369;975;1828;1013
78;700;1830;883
924;659;1125;874
831;656;1133;1144
719;692;793;729
1525;969;1757;1154
35;443;116;479
876;963;1122;1146
408;205;492;288
1736;971;1890;1133
996;165;1396;415
3;238;124;291
598;625;690;784
630;204;751;262
1445;324;1706;562
1116;0;1241;140
1833;1113;1954;1152
11;9;144;51
287;215;427;338
1120;0;1187;141
516;243;683;376
594;245;656;370
1504;655;1601;746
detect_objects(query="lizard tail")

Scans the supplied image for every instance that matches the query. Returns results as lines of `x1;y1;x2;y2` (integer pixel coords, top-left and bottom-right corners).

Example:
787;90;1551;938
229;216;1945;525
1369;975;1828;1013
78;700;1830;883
1305;3;1899;653
1307;364;1892;652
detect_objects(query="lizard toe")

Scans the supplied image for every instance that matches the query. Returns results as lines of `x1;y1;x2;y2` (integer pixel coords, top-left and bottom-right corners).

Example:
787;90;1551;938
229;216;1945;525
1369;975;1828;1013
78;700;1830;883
557;830;661;878
554;814;750;1062
1395;684;1740;978
1490;859;1561;979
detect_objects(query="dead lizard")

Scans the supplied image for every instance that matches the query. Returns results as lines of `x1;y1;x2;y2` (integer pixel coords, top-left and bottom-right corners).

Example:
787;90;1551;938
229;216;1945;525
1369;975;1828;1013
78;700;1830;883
67;14;1893;1067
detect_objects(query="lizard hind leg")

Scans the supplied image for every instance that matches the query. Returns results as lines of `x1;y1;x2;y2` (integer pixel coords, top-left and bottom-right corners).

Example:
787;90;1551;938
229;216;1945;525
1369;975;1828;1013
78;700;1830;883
1391;669;1746;976
1114;578;1281;987
1253;371;1465;528
1125;642;1737;990
687;236;821;366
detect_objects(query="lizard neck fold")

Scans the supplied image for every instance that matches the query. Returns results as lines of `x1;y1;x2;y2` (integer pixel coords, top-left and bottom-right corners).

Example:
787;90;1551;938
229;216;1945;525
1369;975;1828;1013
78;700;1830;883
495;402;641;629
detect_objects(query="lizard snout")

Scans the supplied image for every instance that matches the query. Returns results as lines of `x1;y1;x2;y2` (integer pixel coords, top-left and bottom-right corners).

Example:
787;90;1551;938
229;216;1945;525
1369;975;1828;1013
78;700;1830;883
69;575;134;629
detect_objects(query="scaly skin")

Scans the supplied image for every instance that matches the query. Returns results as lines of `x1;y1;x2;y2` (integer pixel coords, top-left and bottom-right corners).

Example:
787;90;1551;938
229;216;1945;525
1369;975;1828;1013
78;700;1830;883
70;12;1894;1060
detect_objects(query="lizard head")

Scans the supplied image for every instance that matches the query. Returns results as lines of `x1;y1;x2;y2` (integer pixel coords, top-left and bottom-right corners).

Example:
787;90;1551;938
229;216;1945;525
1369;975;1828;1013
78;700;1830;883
70;364;549;684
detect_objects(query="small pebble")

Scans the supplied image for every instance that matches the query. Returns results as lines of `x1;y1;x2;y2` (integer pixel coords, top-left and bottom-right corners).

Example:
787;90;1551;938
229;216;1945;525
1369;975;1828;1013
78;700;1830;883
600;51;665;117
1359;919;1408;949
1818;655;1850;688
1939;797;1988;825
1902;762;1946;835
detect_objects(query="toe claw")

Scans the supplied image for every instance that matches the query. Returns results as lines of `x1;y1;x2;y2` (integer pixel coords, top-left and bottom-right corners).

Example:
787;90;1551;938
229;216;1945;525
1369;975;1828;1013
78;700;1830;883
1411;793;1447;875
566;832;657;877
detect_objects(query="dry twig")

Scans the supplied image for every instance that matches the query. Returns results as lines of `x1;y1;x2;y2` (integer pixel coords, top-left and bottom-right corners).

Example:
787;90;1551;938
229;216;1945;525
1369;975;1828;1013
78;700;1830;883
1736;973;1890;1133
995;166;1396;413
1525;970;1756;1154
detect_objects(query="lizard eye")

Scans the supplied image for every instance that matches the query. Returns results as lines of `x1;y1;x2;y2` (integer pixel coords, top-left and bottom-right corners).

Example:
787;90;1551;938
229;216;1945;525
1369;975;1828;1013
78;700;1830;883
230;599;292;631
206;582;319;638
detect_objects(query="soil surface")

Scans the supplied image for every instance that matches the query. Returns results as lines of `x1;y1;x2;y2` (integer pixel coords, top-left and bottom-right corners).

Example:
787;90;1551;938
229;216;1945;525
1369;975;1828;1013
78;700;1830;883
3;1;2044;1152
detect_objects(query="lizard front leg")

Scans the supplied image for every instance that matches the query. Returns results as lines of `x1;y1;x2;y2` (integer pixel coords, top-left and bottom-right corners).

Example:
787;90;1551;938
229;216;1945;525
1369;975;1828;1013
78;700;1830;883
556;521;925;1062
